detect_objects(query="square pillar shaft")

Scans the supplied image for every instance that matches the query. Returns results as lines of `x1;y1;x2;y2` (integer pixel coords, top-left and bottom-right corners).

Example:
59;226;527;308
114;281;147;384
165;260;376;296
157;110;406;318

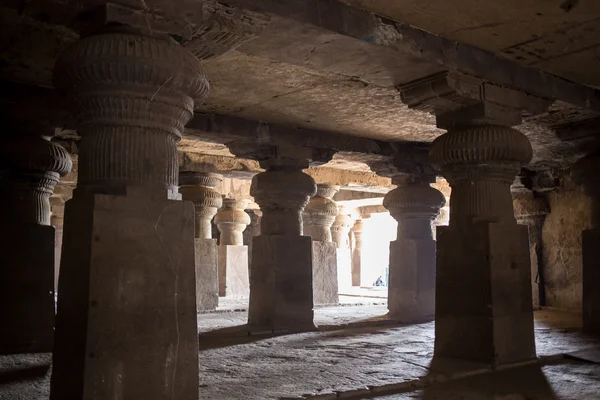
249;235;314;331
52;193;198;399
312;241;339;305
196;238;219;311
583;229;600;334
388;238;436;322
218;245;250;298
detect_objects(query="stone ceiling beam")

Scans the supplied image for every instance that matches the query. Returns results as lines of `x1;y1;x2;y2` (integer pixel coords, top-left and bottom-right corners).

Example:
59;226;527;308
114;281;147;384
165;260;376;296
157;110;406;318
220;0;600;111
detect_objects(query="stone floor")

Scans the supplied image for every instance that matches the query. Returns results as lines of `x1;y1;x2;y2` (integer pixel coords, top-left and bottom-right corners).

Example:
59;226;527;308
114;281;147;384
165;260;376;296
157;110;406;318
1;307;599;400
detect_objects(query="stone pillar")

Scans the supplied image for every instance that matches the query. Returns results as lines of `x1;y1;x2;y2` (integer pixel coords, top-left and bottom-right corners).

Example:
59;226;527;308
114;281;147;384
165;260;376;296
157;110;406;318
383;175;445;322
304;184;340;305
572;152;600;335
249;156;317;331
513;192;550;309
215;198;251;298
180;172;223;239
351;218;366;287
50;197;66;293
179;172;223;311
303;184;339;241
0;125;72;354
430;124;536;366
331;207;354;249
243;209;262;280
51;27;207;399
332;207;355;291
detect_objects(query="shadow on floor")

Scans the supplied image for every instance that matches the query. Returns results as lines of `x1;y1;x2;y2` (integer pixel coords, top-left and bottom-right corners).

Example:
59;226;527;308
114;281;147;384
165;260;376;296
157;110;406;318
418;362;558;400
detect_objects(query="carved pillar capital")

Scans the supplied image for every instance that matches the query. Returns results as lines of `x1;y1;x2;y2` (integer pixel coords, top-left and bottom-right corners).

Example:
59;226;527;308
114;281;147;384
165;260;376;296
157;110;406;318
331;206;355;249
215;198;251;245
430;125;532;224
352;218;366;249
303;184;340;242
383;175;445;240
53;27;209;197
0;125;72;226
513;194;550;226
179;171;223;239
251;161;317;236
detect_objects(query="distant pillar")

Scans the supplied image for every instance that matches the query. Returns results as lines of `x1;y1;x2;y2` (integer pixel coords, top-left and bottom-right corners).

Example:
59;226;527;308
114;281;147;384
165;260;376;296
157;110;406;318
304;184;340;305
0;124;72;354
50;197;66;292
215;198;251;298
332;207;355;291
572;152;600;335
351;218;366;287
180;172;223;311
249;155;316;331
383;174;445;322
513;192;550;309
431;124;536;366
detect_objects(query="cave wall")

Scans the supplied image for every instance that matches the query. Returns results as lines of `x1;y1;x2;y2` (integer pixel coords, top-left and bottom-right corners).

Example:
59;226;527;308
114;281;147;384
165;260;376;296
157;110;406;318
541;175;592;310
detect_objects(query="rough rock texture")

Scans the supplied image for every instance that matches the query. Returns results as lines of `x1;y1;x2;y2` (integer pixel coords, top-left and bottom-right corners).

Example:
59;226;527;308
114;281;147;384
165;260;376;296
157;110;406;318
249;235;315;331
541;175;592;310
312;241;339;305
196;239;219;311
218;245;250;298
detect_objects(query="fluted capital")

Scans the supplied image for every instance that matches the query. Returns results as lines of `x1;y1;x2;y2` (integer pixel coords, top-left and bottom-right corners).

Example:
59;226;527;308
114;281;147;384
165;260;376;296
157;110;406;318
383;182;445;222
430;125;532;183
0;135;73;179
0;132;73;226
251;166;316;236
54;29;209;106
572;153;600;198
251;168;316;212
303;185;339;242
215;198;251;226
215;198;251;245
315;184;340;199
179;172;223;210
53;28;209;193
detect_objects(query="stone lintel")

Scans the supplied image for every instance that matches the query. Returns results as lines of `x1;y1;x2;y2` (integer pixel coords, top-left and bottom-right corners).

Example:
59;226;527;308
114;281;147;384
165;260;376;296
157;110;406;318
228;141;333;169
366;143;434;178
398;71;551;129
213;0;599;111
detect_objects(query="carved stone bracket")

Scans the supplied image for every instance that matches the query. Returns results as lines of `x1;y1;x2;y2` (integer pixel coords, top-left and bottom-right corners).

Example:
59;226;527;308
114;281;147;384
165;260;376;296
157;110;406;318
398;71;552;128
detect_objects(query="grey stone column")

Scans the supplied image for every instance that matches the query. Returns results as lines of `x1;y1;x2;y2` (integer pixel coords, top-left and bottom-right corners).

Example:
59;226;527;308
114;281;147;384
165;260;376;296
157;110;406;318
331;207;354;249
513;192;550;309
332;207;355;291
0;124;72;354
249;157;317;331
50;198;65;292
383;174;445;322
430;124;536;366
304;184;340;305
351;218;366;287
179;172;223;239
215;198;251;298
179;172;223;311
51;27;207;400
572;152;600;335
303;184;339;242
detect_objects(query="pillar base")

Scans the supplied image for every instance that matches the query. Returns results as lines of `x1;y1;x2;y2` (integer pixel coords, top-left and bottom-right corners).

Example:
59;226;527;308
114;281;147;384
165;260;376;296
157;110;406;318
435;221;535;367
388;238;435;323
312;241;339;305
0;224;55;354
51;193;198;400
196;238;219;311
249;235;315;332
336;247;352;291
218;245;249;298
583;229;600;335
